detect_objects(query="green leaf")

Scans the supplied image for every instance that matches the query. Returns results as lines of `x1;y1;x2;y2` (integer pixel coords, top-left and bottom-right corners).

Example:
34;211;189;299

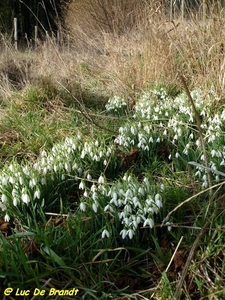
41;246;66;267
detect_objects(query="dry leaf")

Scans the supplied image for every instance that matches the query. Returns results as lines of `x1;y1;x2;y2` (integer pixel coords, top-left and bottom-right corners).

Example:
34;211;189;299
173;250;185;272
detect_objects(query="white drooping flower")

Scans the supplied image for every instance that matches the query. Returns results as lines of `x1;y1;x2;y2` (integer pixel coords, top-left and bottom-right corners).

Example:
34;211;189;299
98;175;105;184
80;202;86;211
2;194;8;203
155;193;163;208
120;229;127;239
4;213;10;222
101;229;110;238
22;193;30;204
143;218;154;228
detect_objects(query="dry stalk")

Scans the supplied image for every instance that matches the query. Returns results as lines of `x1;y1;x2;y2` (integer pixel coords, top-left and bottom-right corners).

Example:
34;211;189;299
178;70;212;193
173;222;209;299
162;181;225;224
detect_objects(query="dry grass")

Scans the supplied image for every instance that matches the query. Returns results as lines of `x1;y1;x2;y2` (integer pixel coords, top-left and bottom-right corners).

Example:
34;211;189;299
0;1;225;104
64;0;225;102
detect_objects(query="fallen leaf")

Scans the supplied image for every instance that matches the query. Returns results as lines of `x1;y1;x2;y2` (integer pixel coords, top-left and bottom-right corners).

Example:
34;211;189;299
115;276;141;290
173;250;185;272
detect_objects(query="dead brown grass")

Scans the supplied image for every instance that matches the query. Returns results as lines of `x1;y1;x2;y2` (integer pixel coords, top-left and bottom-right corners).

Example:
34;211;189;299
0;1;225;105
65;0;225;101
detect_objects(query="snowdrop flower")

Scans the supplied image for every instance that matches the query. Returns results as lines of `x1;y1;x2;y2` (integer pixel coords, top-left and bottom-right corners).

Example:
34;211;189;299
2;194;8;203
166;222;172;232
125;189;133;198
94;155;100;161
98;175;105;184
112;192;117;201
29;178;36;189
130;126;136;135
22;193;30;204
79;181;85;190
83;190;88;197
4;213;10;222
120;229;128;239
80;202;86;211
34;189;41;200
220;160;225;166
90;184;96;192
104;204;110;212
12;188;17;197
102;229;110;238
65;162;71;172
19;176;24;185
215;175;220;182
143;177;150;188
41;177;46;185
13;197;18;206
77;168;83;175
211;149;217;157
132;196;140;208
202;181;208;188
202;174;207;182
123;174;128;181
177;128;182;136
9;176;15;184
124;204;132;214
138;187;145;196
92;192;98;201
143;218;154;228
9;164;15;172
80;150;86;159
196;139;201;147
127;228;134;239
87;173;92;180
155;193;163;208
92;202;98;213
189;133;194;139
0;202;6;211
175;152;180;158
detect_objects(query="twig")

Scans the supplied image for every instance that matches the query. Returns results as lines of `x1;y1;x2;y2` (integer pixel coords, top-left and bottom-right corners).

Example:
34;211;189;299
151;237;184;299
57;82;118;134
178;71;212;193
30;278;52;300
165;236;184;273
54;279;73;300
188;161;225;177
162;181;225;224
173;222;208;299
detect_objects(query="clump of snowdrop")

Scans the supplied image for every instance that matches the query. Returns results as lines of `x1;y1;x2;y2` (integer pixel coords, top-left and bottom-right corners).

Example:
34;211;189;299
79;173;163;240
105;95;127;116
115;87;225;175
0;136;83;220
0;161;42;221
0;135;121;221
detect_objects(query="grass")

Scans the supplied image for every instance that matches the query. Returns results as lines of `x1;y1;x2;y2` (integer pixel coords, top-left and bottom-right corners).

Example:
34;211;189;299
0;1;225;299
